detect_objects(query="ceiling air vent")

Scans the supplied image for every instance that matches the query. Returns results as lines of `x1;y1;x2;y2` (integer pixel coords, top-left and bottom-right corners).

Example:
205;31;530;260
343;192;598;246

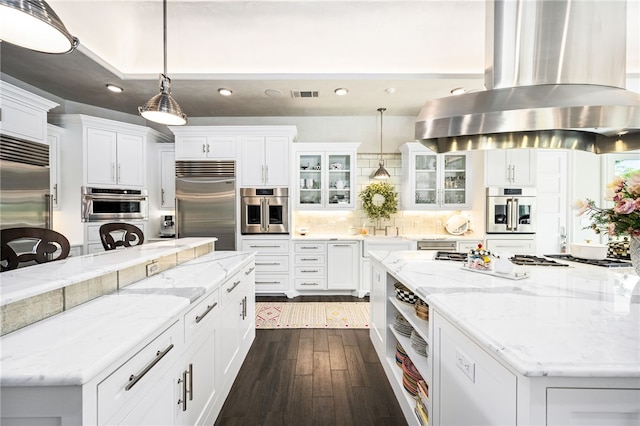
290;90;319;98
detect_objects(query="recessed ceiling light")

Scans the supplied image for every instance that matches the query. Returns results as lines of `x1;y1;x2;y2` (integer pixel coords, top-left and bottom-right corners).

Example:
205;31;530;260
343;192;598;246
218;88;233;96
264;88;282;97
334;88;348;96
450;87;466;95
385;87;396;94
106;84;123;93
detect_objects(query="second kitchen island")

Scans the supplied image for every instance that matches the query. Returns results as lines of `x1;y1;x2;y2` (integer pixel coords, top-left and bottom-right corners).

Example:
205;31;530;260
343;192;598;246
369;250;640;426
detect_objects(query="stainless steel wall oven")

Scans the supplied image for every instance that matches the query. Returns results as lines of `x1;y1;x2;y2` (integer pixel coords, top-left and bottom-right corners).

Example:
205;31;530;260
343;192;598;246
240;188;289;234
81;187;148;222
486;187;536;234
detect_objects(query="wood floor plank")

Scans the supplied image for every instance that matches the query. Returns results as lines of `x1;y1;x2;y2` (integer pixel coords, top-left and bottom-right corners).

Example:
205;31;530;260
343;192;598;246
286;374;313;424
340;328;360;346
312;351;333;397
299;328;314;339
284;328;301;360
355;328;380;363
313;328;329;352
312;396;335;425
331;369;356;425
295;337;314;376
344;344;369;387
328;334;348;370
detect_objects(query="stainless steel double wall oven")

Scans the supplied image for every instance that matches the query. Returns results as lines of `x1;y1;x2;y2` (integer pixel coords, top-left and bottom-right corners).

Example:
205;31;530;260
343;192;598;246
240;188;289;234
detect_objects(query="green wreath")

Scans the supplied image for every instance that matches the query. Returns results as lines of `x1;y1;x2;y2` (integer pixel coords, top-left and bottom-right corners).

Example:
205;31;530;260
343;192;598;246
359;182;398;220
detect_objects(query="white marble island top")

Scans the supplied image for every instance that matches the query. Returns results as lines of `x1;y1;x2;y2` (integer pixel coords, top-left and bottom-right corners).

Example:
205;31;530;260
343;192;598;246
371;250;640;378
0;250;254;386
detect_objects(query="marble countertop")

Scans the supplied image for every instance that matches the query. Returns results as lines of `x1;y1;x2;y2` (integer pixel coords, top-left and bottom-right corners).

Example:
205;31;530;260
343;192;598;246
291;234;480;241
0;250;254;386
0;237;217;307
371;250;640;378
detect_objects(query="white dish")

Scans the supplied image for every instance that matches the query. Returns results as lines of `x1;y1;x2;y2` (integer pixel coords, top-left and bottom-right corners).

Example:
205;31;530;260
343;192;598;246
444;215;469;235
570;242;608;260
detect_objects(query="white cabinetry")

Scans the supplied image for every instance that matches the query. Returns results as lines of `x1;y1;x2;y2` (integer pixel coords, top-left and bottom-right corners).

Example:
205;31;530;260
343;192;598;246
159;148;176;209
0;81;58;145
48;124;64;210
86;127;145;187
485;149;536;187
85;222;146;254
293;143;359;209
294;241;326;291
485;238;535;254
173;134;237;160
360;238;415;297
546;388;640;426
327;241;359;290
241;135;290;187
433;310;516;426
241;237;290;294
400;142;471;209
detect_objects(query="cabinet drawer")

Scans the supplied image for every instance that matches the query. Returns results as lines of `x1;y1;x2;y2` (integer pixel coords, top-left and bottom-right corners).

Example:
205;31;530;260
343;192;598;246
294;254;325;265
255;274;290;291
294;242;325;253
295;278;326;290
97;320;181;425
255;255;289;272
219;270;247;307
184;289;219;343
241;239;289;253
295;265;325;276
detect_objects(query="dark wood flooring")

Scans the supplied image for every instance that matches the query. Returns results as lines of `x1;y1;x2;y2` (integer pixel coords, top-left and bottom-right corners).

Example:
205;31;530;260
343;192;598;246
214;297;406;426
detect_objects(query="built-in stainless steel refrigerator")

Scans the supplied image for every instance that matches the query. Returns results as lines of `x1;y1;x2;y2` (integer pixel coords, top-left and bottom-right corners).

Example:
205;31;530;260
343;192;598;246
0;136;52;230
175;161;236;250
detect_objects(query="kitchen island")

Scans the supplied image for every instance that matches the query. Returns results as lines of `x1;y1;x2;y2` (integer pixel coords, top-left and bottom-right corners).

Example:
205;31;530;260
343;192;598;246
369;250;640;426
0;239;256;425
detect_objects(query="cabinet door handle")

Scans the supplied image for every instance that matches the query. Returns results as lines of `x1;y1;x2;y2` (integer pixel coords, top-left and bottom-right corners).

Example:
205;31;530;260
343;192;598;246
178;369;188;411
202;143;206;153
245;266;255;275
188;363;193;401
117;163;121;182
161;188;165;205
265;165;269;183
111;163;116;181
125;343;174;391
195;302;218;323
53;184;58;204
206;143;210;153
226;280;241;293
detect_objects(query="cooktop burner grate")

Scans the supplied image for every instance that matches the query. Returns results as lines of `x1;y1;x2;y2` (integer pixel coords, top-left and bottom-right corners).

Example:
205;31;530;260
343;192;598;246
509;255;569;267
544;254;633;268
434;251;468;261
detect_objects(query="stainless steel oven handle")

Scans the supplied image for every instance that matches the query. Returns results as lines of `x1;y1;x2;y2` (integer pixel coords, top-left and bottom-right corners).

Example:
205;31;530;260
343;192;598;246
513;198;519;232
506;198;513;230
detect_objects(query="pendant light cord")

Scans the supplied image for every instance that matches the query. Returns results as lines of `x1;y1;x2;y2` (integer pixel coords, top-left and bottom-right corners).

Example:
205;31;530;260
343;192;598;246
378;107;386;159
163;0;168;76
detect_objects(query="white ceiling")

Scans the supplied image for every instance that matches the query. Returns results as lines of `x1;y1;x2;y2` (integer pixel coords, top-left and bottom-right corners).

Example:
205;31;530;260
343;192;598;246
1;0;638;118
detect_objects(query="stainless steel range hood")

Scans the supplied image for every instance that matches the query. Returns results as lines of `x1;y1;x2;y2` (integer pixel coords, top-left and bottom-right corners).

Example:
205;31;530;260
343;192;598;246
415;0;640;154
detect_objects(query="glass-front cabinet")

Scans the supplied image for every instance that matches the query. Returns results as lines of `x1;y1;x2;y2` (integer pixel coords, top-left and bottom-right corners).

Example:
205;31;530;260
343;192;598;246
294;143;360;209
400;142;471;209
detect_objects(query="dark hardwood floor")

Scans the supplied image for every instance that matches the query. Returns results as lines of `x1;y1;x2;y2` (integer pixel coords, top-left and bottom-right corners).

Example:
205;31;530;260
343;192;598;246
214;297;406;426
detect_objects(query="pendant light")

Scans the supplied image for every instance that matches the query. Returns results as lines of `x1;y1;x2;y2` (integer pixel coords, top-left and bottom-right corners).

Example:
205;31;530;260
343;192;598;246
372;107;391;179
0;0;79;54
138;0;187;126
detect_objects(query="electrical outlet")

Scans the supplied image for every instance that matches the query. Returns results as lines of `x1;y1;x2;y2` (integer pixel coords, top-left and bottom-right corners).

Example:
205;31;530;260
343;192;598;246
456;349;475;382
146;262;159;277
436;220;442;228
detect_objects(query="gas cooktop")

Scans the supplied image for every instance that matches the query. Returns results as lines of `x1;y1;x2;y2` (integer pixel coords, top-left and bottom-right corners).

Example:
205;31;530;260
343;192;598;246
544;254;633;268
434;251;468;262
509;255;569;267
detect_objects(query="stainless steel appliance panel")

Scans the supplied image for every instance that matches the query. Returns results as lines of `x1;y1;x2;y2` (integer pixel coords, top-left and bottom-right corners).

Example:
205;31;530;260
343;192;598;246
486;187;536;234
81;187;149;222
176;177;236;250
240;187;289;235
0;159;51;230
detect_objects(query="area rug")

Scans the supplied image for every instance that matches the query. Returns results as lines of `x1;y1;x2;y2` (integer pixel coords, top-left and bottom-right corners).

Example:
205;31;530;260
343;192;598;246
255;302;370;329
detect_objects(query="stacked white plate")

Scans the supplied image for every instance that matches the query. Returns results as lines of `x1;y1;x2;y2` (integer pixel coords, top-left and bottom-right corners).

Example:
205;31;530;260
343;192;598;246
410;330;428;357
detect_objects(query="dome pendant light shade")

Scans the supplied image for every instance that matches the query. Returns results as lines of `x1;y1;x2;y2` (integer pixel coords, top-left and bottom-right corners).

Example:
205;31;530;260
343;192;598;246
373;107;391;179
138;74;187;126
0;0;79;54
138;0;187;126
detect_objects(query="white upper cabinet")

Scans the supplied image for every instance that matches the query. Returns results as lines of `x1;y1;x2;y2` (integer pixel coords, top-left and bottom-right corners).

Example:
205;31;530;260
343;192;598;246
400;142;471;210
173;134;237;160
241;135;290;187
485;149;537;187
0;81;58;145
293;143;359;209
86;128;145;187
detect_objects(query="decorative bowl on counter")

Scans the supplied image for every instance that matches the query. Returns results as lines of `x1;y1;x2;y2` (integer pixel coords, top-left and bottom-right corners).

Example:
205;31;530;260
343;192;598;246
570;242;608;260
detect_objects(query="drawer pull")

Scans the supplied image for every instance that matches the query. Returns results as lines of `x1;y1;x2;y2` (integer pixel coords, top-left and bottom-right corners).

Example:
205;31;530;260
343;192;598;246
300;282;318;286
195;302;218;323
301;257;318;261
226;280;241;293
256;280;282;284
125;343;174;391
301;269;319;273
245;266;255;275
249;245;281;248
332;244;352;247
256;262;281;266
300;246;319;249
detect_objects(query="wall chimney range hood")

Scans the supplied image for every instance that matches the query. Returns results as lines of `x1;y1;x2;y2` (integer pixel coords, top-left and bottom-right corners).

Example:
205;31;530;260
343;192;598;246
415;0;640;154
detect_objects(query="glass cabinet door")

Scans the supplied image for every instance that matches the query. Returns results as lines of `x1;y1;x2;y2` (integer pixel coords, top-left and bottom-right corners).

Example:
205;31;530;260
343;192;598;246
442;154;467;205
327;154;352;206
414;153;438;206
298;154;322;207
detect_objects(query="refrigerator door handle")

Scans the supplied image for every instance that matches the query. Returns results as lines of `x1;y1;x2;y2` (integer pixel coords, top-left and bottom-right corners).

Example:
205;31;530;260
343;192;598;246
45;194;53;229
175;199;180;237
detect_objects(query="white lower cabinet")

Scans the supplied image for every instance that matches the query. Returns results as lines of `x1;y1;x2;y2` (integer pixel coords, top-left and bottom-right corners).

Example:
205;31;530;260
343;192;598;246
241;237;290;294
547;388;640;426
327;241;359;290
294;241;326;290
433;311;516;426
485;237;535;254
293;240;361;295
85;222;147;254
